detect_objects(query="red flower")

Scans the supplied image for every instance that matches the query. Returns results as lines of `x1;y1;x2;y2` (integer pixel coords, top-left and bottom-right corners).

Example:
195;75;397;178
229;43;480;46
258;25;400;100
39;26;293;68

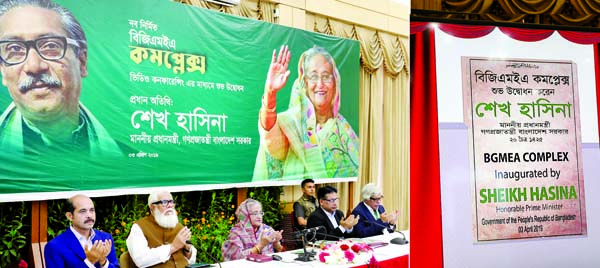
344;250;355;262
340;244;350;251
319;252;330;262
367;255;380;268
351;244;361;253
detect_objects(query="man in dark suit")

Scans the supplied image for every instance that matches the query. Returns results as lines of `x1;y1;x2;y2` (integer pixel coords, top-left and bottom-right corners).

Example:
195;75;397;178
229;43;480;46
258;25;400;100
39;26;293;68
351;183;400;238
306;186;359;241
44;194;119;268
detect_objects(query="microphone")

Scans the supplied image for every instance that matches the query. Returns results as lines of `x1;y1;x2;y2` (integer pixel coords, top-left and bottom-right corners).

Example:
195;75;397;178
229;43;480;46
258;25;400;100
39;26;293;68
281;237;318;252
280;238;312;244
293;227;324;262
185;240;223;268
314;230;343;241
359;219;408;245
359;218;394;232
280;238;310;244
292;226;325;238
391;231;409;245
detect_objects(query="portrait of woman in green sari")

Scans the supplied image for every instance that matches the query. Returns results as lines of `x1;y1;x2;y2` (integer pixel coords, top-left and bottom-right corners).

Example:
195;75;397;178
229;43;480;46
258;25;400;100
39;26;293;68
253;45;359;181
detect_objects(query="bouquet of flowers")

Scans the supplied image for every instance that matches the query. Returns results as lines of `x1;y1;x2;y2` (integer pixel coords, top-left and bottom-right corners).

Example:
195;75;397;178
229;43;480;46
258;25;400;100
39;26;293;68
317;240;377;265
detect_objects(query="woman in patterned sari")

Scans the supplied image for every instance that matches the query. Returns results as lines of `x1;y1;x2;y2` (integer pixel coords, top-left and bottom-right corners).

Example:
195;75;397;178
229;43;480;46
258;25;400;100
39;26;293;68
253;45;359;181
222;199;284;261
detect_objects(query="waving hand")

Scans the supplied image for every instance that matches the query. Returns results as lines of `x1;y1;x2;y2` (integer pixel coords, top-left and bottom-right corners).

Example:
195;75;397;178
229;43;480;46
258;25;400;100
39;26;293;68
265;45;291;94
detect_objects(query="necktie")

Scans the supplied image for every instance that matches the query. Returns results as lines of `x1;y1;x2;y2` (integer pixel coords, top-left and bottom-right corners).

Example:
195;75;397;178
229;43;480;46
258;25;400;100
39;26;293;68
374;210;380;220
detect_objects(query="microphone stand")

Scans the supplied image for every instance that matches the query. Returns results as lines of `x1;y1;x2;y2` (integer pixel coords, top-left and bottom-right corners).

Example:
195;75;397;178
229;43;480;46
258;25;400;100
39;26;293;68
293;226;343;261
186;240;222;268
359;219;395;234
395;230;409;245
294;232;314;262
315;231;344;241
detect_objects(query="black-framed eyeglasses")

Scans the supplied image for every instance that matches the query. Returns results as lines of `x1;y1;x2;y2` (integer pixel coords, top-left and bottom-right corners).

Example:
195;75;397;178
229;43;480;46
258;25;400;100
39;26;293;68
322;198;339;203
152;199;176;206
249;211;264;216
0;36;82;65
370;196;384;202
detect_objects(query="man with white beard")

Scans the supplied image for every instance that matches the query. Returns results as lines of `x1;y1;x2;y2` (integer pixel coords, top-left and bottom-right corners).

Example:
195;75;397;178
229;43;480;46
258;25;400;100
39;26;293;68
125;191;197;267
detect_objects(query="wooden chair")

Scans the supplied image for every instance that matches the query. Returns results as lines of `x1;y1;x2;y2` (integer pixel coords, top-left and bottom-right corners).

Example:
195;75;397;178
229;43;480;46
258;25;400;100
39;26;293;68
31;242;46;268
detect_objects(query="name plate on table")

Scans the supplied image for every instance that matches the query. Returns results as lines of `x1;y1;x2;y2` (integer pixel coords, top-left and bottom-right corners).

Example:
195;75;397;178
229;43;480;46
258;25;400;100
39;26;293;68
246;254;273;263
367;242;389;248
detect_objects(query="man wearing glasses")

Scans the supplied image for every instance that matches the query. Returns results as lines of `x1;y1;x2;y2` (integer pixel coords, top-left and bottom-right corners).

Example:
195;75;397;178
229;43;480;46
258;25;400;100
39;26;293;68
306;185;359;241
0;0;122;156
351;183;400;238
124;191;197;267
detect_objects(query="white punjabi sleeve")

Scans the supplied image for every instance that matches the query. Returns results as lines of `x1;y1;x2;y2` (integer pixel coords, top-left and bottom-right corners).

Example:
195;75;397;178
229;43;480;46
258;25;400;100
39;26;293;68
126;223;171;268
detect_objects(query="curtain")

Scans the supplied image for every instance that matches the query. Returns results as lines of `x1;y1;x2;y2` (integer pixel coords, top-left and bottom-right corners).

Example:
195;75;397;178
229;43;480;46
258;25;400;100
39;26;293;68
383;71;410;230
382;36;410;230
181;0;278;23
410;23;444;268
438;23;495;38
310;15;409;229
440;0;600;26
498;27;554;41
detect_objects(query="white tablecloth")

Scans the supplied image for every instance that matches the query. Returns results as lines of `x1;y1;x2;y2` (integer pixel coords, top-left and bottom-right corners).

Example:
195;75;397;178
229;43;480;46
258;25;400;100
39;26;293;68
213;230;409;268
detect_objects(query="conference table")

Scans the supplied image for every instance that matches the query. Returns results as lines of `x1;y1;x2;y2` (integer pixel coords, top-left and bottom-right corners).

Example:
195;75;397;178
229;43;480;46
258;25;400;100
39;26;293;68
215;231;409;268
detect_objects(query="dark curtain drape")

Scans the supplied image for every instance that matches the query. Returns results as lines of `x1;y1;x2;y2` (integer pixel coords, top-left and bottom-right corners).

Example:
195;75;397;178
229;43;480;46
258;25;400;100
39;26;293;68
410;22;444;268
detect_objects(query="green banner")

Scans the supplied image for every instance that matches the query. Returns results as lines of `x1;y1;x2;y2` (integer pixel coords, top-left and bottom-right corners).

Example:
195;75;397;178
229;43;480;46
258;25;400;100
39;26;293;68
0;0;360;200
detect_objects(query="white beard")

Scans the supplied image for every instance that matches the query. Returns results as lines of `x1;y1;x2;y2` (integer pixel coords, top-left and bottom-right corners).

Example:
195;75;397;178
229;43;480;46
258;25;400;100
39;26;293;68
153;208;179;228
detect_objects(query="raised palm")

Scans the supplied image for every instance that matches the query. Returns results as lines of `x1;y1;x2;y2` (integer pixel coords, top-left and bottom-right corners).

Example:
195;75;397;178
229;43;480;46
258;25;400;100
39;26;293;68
265;45;291;93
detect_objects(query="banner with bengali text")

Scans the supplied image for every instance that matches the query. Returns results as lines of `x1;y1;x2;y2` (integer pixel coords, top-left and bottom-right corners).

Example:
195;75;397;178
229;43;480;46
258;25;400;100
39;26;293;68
462;57;586;242
0;0;360;201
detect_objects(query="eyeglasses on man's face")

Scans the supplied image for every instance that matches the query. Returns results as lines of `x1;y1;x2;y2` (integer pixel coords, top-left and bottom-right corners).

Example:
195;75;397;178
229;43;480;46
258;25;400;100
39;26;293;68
0;36;81;65
370;196;384;202
306;73;334;85
152;199;176;206
322;198;339;203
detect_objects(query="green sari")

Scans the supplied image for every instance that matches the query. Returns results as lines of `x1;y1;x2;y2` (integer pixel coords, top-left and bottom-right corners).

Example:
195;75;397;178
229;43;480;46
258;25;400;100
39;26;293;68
252;79;359;181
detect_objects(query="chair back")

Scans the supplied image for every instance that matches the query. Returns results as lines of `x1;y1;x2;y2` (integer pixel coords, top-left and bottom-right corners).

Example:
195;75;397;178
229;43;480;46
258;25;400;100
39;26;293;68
281;211;297;250
31;242;47;268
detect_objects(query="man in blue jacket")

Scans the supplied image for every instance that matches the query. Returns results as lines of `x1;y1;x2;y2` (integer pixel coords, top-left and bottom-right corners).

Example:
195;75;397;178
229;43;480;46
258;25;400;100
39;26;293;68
44;194;119;268
352;183;400;238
